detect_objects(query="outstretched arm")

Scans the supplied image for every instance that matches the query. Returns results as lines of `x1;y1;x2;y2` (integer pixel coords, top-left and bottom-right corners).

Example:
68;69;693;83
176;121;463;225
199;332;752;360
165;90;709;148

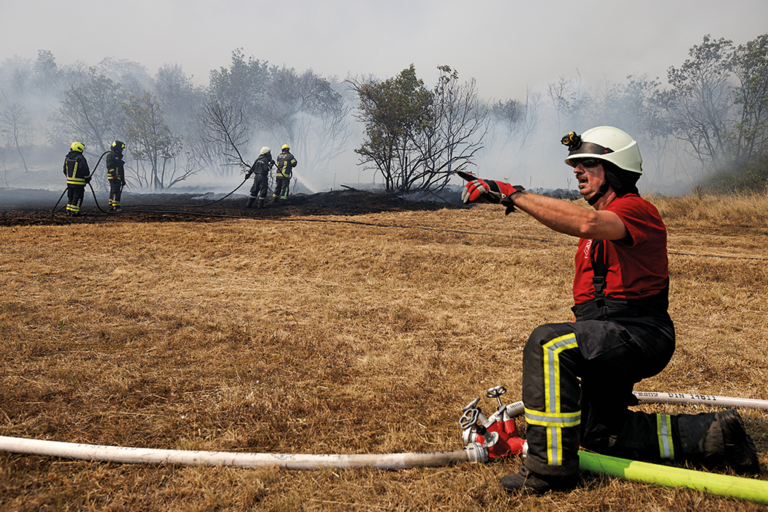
510;190;628;240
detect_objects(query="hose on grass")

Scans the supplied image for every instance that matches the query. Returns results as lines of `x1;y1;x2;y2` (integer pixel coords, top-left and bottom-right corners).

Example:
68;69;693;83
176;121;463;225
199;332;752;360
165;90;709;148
0;436;485;470
634;391;768;411
578;451;768;505
1;435;765;504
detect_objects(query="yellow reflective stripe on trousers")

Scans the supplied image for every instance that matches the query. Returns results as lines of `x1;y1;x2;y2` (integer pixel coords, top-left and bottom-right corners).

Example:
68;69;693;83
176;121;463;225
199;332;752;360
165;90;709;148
524;408;581;428
543;333;578;415
657;413;675;459
524;332;580;466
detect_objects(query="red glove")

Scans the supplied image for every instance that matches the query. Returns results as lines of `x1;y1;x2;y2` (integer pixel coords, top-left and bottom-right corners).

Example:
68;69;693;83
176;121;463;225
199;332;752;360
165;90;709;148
461;179;524;214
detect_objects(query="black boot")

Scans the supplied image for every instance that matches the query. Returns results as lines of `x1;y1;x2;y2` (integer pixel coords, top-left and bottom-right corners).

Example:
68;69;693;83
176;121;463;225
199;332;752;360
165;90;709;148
500;466;579;494
678;409;759;475
245;197;256;208
257;199;265;208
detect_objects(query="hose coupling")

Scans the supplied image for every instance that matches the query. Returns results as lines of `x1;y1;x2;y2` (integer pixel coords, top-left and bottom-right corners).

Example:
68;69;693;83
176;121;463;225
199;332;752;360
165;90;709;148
464;442;489;464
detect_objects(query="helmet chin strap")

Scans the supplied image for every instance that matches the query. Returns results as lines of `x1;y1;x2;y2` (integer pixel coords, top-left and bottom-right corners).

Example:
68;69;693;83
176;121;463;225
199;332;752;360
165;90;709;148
587;181;610;206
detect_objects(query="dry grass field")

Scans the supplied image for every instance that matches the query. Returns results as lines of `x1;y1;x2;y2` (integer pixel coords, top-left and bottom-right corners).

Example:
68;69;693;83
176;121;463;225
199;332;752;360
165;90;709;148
1;189;767;511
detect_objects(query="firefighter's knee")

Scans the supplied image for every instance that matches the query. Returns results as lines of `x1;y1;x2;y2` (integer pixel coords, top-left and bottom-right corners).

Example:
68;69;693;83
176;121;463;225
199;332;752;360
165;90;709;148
524;324;573;361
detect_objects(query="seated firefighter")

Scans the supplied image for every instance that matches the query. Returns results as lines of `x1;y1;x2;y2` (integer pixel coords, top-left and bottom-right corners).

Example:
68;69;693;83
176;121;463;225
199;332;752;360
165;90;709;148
460;126;759;494
107;140;126;211
63;141;91;216
245;147;275;208
273;144;297;204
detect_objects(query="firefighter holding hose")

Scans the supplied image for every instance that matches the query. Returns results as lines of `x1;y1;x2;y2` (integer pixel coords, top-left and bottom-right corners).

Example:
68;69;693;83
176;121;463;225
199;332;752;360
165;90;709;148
461;126;759;493
273;144;297;204
245;147;275;209
63;141;91;216
107;140;126;211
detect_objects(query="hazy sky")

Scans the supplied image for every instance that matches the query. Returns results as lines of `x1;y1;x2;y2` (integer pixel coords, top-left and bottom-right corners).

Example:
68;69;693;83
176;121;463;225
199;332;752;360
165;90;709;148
1;0;766;193
2;0;766;101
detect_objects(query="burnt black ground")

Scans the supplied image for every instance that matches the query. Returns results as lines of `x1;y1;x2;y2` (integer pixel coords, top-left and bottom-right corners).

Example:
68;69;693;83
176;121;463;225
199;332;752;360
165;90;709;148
0;187;465;227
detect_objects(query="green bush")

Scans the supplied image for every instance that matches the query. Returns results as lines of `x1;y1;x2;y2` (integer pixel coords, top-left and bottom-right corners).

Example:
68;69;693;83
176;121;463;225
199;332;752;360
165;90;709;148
701;155;768;193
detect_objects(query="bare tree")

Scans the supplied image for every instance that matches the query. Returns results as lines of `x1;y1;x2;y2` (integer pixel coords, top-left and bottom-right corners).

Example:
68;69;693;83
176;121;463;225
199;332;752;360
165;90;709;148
122;92;190;189
0;99;32;172
406;66;487;191
547;72;591;133
49;70;125;153
33;50;60;99
201;99;252;174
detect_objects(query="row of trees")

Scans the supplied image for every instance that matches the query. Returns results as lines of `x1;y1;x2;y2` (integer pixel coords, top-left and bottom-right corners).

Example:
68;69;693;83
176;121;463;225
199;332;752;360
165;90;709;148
203;50;350;190
349;34;767;192
543;34;767;189
1;34;766;193
0;49;351;191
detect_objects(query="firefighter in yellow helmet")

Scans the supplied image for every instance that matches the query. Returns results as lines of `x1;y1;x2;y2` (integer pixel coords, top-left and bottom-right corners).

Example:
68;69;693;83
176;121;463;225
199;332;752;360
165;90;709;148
107;140;126;211
273;144;297;204
62;142;91;216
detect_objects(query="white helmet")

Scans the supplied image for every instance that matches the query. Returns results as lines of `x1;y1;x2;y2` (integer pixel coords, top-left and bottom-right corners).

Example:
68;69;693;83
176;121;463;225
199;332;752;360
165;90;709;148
260;146;271;155
563;126;642;174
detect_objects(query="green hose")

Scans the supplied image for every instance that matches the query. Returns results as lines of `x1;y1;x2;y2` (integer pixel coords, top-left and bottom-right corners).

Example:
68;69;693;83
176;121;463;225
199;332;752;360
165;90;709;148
579;451;768;505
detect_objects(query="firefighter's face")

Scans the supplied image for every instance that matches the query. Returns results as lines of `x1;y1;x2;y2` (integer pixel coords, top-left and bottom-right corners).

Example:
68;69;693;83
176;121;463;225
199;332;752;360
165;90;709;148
573;159;605;199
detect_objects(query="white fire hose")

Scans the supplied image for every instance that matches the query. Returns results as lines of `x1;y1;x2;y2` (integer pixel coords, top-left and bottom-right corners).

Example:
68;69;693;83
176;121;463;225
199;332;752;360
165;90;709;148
633;391;768;410
2;391;768;503
0;436;487;469
1;391;765;469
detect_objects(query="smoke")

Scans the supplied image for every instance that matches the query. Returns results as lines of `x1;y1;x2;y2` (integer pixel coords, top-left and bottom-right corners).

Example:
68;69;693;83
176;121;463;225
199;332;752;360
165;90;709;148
0;56;723;198
291;171;320;194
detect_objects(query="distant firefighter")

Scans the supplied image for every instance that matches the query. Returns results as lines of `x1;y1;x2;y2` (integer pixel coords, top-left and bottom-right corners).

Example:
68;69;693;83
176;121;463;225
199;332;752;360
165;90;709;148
245;147;275;208
107;140;126;212
63;142;91;216
273;144;297;203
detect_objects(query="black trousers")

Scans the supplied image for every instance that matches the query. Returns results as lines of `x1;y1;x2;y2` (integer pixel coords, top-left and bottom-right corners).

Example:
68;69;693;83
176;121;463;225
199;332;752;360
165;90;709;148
273;177;290;200
66;185;85;214
249;174;269;201
109;181;122;206
522;316;676;477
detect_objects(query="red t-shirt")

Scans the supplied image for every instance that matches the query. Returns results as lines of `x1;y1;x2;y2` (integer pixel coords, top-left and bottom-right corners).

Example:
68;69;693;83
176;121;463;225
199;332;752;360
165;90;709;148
573;194;669;304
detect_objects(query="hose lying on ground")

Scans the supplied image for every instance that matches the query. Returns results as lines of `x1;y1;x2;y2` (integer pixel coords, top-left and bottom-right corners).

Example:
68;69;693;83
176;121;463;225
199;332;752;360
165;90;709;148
634;391;768;411
503;392;768;420
0;436;481;470
52;151;111;216
1;435;766;504
578;451;768;505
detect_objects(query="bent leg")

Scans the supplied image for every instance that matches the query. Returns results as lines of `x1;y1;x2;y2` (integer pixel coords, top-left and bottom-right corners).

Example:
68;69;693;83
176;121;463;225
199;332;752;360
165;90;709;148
522;323;583;477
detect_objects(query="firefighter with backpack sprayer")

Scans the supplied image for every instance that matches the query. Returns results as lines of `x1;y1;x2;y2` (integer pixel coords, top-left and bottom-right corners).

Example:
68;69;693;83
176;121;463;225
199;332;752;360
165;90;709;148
460;126;759;494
